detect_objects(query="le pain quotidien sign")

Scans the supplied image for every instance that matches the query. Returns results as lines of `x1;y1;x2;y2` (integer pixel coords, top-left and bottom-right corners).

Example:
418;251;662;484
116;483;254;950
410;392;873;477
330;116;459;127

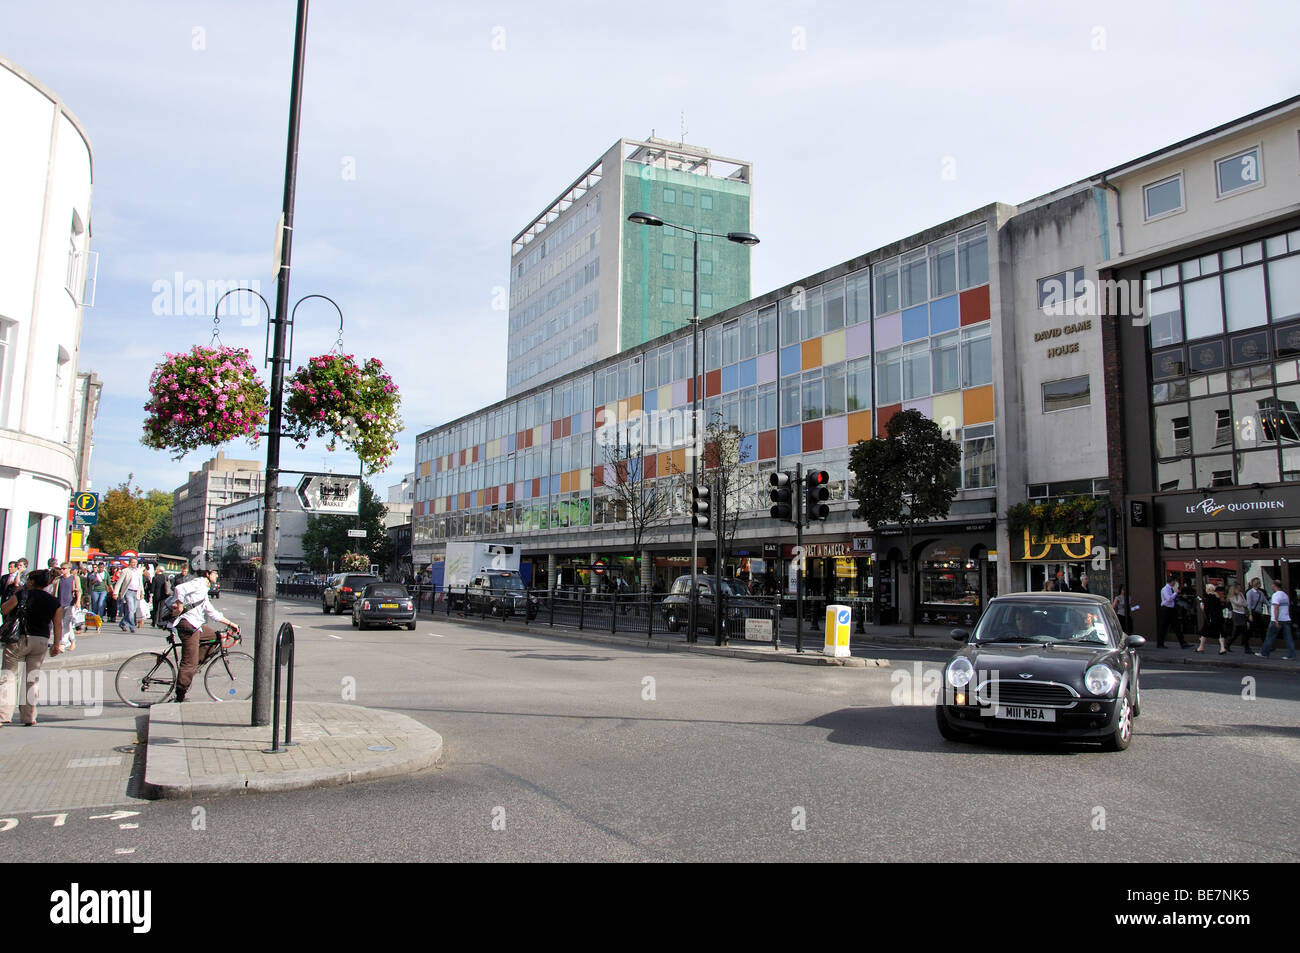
1154;486;1300;531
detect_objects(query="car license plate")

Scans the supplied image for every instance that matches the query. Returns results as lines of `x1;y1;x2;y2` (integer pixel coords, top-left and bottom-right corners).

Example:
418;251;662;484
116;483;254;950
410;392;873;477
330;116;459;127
380;603;399;609
995;705;1055;722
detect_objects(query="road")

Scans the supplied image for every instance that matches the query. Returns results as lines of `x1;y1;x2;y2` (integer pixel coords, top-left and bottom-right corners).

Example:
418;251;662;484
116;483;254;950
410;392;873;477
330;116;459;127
2;592;1296;862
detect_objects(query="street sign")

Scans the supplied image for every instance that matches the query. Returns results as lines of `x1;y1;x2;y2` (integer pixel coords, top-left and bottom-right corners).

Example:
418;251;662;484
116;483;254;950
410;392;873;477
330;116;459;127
296;474;360;515
74;491;99;526
592;559;606;575
346;529;366;538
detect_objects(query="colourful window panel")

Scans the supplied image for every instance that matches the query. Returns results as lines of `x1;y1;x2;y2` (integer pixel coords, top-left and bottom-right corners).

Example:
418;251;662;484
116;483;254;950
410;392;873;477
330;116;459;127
902;304;929;342
737;358;758;389
930;294;959;333
721;363;739;393
780;424;802;456
780;344;801;377
875;313;902;350
822;414;848;449
960;285;990;326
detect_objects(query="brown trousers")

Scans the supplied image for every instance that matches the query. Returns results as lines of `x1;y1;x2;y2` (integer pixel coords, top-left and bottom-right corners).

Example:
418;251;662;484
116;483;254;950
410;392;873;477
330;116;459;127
0;636;50;724
176;621;202;694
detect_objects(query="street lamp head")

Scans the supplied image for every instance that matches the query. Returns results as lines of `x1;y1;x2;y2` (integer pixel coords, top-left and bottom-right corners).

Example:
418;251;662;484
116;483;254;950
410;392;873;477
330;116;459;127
627;211;665;227
726;231;760;246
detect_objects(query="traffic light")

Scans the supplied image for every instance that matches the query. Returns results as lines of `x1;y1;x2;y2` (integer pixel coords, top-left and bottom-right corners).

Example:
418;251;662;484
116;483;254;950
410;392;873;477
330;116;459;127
805;470;830;521
769;470;796;522
691;484;711;529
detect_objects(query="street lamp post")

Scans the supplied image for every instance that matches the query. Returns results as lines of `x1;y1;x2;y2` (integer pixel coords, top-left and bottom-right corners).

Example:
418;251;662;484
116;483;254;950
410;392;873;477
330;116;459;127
625;212;758;642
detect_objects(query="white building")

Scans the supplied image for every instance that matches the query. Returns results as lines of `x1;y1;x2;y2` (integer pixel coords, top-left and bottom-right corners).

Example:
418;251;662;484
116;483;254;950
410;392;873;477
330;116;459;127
214;487;308;570
0;57;96;567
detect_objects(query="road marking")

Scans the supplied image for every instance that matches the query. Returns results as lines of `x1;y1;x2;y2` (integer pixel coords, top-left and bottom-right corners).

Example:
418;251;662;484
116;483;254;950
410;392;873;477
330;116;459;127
114;848;135;855
327;634;343;640
427;633;445;638
67;757;121;768
90;811;140;822
33;813;68;827
119;823;139;829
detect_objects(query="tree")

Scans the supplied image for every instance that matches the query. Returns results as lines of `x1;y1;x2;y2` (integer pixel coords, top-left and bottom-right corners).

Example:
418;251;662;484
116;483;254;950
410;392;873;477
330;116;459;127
138;490;177;552
597;415;681;590
91;476;164;555
849;409;962;637
220;541;241;577
300;481;393;573
700;412;753;577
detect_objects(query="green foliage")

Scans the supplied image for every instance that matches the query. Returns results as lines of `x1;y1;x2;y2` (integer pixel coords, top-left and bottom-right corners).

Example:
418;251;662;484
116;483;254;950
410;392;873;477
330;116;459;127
300;482;393;572
91;476;166;555
1006;497;1100;538
849;410;962;531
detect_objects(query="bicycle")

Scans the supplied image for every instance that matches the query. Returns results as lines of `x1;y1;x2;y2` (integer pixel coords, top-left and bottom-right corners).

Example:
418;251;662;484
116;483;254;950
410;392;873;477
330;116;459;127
115;624;254;707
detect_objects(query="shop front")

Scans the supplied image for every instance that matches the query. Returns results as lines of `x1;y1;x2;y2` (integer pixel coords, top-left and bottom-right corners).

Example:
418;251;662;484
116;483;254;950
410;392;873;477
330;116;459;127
1013;527;1112;598
878;519;997;626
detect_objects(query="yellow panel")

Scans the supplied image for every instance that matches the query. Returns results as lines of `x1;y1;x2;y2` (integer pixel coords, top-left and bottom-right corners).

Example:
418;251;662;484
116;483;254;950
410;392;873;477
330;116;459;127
629;394;642;414
659;385;673;410
847;411;873;445
579;468;591;490
821;330;846;364
533;426;543;444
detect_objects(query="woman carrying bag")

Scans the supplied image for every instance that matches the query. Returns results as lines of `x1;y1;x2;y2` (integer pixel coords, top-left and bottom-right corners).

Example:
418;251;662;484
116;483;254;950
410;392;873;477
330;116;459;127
1225;583;1249;654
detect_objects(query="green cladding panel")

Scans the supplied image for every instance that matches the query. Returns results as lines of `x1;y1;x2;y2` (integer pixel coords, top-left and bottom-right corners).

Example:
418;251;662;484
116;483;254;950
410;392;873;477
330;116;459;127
621;161;752;353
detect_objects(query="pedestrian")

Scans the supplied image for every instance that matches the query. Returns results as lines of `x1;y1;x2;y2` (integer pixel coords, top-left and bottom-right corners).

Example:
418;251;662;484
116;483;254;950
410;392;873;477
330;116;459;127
55;562;80;652
1225;583;1248;653
151;566;173;627
0;569;64;725
1112;585;1131;634
1157;576;1183;648
167;568;240;703
1;562;19;602
115;557;145;633
1244;578;1268;653
1078;572;1090;594
1197;584;1225;654
88;563;108;620
1256;579;1297;659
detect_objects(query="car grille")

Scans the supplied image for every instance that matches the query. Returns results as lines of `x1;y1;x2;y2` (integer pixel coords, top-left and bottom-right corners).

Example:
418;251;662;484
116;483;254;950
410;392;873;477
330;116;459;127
978;680;1077;709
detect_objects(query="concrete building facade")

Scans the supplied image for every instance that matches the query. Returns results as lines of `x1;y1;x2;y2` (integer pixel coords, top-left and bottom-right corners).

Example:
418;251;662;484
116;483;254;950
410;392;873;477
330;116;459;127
215;486;307;570
0;56;98;568
170;452;264;563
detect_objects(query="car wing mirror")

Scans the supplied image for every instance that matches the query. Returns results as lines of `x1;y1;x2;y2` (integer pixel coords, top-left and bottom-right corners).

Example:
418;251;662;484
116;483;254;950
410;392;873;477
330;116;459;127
951;628;970;642
1125;634;1147;649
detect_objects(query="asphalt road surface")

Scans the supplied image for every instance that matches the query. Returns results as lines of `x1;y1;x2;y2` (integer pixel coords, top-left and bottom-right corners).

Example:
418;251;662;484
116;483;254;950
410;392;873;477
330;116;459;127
3;592;1297;862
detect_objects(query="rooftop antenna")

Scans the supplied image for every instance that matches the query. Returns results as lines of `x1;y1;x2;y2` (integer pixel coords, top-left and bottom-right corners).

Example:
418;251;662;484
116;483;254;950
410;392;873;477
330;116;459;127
680;111;688;145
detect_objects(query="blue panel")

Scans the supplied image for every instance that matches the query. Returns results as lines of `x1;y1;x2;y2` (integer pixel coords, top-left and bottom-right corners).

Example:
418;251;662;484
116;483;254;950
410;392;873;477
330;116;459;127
642;388;658;412
780;345;801;377
507;434;516;453
739;433;757;463
550;475;561;495
929;294;959;333
902;304;929;342
737;358;757;389
516;481;528;500
721;364;739;393
780;425;802;456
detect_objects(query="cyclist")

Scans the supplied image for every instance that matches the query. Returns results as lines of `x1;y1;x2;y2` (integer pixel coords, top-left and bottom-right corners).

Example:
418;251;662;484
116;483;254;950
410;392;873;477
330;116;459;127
167;568;239;703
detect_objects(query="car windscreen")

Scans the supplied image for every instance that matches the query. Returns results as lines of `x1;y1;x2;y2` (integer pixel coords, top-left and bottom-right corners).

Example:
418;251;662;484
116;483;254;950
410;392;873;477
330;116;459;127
973;601;1114;646
365;585;408;598
344;576;380;588
488;574;525;591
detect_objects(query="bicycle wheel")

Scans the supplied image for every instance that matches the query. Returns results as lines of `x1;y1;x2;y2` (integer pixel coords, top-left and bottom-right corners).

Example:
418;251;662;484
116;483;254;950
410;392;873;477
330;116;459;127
204;651;255;701
115;652;177;708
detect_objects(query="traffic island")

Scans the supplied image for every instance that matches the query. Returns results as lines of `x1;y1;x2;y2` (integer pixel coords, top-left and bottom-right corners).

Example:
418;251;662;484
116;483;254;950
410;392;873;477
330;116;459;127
143;700;443;799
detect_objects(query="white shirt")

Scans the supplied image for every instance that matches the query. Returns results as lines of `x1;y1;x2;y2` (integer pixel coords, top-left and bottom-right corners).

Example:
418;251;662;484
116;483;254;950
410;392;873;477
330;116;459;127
171;577;231;631
1271;589;1291;623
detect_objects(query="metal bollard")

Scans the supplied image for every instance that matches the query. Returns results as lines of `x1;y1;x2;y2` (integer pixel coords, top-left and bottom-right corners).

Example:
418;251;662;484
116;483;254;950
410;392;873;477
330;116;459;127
265;621;297;754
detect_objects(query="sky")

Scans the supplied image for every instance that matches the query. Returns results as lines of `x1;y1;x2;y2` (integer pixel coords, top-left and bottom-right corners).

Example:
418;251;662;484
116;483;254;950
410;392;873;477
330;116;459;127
5;0;1300;498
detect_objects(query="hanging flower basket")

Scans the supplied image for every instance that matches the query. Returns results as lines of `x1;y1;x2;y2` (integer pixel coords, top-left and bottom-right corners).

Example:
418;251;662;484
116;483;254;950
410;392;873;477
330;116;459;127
282;353;402;474
1007;497;1100;539
142;345;269;458
340;551;370;572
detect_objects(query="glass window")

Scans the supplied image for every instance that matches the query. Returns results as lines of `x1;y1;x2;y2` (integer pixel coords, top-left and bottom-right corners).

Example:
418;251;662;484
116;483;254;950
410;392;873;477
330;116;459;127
824;362;846;416
1196;454;1234;489
722;320;739;366
659;345;672;386
903;341;930;400
802;286;823;340
929;237;957;299
963;428;995;489
662;288;676;304
1154;402;1191;458
874;258;899;315
674;339;690;381
961;326;992;388
681;191;694;208
1237;449;1280;484
740;386;758;435
1144;174;1183;219
877;348;902;405
681;256;694;274
1043;375;1090;412
1271;255;1300;322
1147;286;1183;348
1183;275;1224;339
1216;147;1262;196
779;295;801;346
958;225;989;289
758;382;777;431
780;375;801;426
846;271;870;326
931;332;960;394
700;194;713;211
705;326;721;372
801;370;823;421
700;259;713;276
757;305;778;353
644;354;658;390
663;188;676;204
740;311;757;359
662;253;675;271
824;279;845;332
901;248;928;309
1224;265;1267;332
847;357;871;412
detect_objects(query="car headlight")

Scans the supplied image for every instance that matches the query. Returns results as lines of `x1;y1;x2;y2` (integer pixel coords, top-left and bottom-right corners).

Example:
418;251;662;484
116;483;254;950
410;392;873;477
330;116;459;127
1085;664;1118;695
946;657;975;688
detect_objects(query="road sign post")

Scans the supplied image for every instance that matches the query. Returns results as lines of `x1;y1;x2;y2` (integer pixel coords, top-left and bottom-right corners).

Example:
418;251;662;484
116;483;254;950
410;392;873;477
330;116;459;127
295;474;360;515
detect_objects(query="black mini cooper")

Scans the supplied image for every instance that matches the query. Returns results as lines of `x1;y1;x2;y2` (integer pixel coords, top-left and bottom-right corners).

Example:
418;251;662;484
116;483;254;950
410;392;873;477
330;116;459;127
936;592;1144;751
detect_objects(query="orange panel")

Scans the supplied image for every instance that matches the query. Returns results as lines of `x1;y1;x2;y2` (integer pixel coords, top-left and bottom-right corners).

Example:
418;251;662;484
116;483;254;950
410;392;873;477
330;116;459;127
847;411;873;444
560;471;571;493
671;448;686;475
801;338;822;370
630;394;642;414
963;385;995;424
658;452;671;476
643;454;657;479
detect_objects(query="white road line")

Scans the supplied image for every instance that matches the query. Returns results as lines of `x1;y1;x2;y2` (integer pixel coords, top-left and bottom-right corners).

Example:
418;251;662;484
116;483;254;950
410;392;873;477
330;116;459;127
427;633;445;638
120;823;139;829
114;848;135;855
327;634;343;640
